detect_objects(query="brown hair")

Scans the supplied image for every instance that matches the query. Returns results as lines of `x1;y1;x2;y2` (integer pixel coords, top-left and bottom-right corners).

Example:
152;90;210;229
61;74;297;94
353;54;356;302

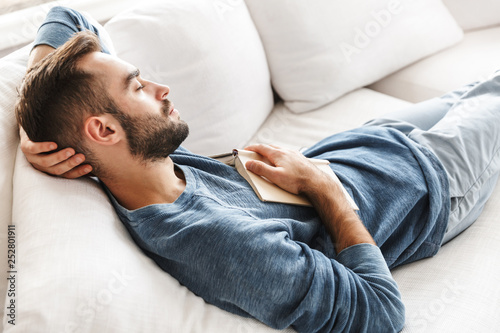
16;31;120;176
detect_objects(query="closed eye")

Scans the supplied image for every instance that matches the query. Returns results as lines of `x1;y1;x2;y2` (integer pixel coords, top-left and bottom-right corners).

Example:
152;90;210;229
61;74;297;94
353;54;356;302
136;84;145;91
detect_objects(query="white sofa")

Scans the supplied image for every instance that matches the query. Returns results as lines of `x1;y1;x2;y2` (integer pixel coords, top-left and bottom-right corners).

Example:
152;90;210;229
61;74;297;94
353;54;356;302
1;0;499;332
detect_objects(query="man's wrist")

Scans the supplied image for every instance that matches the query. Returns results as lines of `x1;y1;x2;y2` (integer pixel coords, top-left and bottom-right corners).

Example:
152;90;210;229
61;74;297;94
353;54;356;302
302;174;376;253
297;165;336;198
28;45;55;70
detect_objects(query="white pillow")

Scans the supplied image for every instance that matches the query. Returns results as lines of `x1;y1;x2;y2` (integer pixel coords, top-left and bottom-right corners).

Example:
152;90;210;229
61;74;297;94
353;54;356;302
0;45;30;331
442;0;500;31
104;0;273;156
0;13;114;330
2;9;288;333
8;148;289;333
244;0;463;113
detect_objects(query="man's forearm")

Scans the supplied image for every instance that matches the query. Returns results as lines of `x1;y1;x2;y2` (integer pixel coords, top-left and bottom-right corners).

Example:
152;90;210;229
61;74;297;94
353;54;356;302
27;45;55;70
28;6;106;70
302;175;376;254
244;144;376;254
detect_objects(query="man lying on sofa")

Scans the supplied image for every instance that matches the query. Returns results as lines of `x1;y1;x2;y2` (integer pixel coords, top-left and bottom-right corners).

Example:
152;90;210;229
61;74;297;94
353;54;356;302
17;7;500;333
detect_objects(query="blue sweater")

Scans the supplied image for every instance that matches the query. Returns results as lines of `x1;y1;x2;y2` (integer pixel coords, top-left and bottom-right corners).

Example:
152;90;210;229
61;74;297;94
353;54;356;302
109;127;450;333
36;7;450;332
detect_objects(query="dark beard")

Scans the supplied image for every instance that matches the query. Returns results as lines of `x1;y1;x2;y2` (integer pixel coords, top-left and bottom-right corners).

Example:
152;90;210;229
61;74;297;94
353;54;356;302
117;100;189;163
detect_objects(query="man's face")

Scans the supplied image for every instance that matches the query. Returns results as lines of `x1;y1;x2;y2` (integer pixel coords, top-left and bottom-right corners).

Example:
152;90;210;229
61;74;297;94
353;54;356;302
79;52;189;162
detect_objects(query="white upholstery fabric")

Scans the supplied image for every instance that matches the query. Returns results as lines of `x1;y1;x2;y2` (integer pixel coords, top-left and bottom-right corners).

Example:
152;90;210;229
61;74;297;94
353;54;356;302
2;2;499;332
250;89;500;332
369;27;500;103
3;87;410;333
0;10;285;333
248;88;412;149
395;184;500;332
243;0;463;113
443;0;500;31
7;149;290;333
104;0;273;156
0;45;30;332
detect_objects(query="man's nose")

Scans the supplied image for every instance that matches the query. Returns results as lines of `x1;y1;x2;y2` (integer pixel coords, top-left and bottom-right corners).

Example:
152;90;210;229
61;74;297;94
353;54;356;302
156;83;170;100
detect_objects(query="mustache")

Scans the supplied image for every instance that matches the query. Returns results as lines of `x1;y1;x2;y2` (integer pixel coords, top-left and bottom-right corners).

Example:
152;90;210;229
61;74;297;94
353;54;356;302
161;99;172;116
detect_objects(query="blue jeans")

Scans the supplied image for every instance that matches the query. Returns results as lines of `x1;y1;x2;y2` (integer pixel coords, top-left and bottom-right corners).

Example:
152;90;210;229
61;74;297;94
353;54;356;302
365;73;500;244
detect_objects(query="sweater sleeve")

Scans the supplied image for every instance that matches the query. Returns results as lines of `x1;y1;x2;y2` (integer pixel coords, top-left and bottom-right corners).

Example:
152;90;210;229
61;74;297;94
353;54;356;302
33;6;110;54
148;214;406;333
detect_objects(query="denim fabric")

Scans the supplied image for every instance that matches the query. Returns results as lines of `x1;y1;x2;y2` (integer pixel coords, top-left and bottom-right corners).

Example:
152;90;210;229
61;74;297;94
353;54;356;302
365;74;500;244
33;6;110;54
107;126;452;332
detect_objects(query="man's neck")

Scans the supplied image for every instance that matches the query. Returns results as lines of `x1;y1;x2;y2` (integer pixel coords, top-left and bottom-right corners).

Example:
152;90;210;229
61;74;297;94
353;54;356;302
102;157;186;211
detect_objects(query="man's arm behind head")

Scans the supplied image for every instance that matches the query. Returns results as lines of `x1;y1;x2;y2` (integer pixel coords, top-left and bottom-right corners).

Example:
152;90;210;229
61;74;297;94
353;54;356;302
18;6;111;179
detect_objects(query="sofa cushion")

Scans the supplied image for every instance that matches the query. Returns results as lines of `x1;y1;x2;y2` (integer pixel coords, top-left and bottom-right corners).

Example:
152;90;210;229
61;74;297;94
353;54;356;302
443;0;500;31
2;6;286;333
104;0;273;156
369;27;500;103
394;183;500;332
248;88;412;149
247;87;500;333
0;44;29;333
244;0;463;113
8;148;290;333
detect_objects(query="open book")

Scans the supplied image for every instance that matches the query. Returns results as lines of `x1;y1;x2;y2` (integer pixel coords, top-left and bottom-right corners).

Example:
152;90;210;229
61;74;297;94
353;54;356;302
231;149;359;210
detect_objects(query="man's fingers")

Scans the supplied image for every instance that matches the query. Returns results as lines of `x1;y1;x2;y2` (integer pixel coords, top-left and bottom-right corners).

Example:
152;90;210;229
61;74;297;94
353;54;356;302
246;160;279;180
61;164;93;179
19;128;90;179
245;144;283;161
19;127;58;154
21;139;58;155
28;148;76;169
31;152;91;179
244;143;319;195
245;143;278;153
42;153;87;176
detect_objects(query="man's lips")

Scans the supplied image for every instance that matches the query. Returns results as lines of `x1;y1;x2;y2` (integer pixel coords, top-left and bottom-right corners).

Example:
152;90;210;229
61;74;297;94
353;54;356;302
162;100;178;117
169;103;179;116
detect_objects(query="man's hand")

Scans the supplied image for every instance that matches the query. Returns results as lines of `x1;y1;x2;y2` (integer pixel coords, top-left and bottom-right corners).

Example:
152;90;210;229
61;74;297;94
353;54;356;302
244;144;376;253
20;44;91;178
244;144;330;196
20;128;92;179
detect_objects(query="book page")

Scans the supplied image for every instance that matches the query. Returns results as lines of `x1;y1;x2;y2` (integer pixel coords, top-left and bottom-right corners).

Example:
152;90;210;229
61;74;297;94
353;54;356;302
233;149;359;210
234;150;312;206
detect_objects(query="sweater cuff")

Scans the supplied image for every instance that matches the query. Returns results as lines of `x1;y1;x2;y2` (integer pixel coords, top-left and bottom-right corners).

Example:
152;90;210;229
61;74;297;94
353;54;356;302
336;243;392;275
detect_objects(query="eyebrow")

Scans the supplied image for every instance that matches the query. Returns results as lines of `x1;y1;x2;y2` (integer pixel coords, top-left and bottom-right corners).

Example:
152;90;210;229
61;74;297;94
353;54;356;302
124;68;140;90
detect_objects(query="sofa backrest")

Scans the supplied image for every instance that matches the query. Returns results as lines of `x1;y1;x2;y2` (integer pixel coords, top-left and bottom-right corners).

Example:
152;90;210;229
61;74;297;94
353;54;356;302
243;0;464;113
0;46;29;331
442;0;500;31
104;0;274;156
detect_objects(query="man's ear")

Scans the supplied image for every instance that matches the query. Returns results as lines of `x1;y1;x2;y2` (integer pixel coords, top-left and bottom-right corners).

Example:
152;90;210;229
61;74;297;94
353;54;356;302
84;115;121;145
